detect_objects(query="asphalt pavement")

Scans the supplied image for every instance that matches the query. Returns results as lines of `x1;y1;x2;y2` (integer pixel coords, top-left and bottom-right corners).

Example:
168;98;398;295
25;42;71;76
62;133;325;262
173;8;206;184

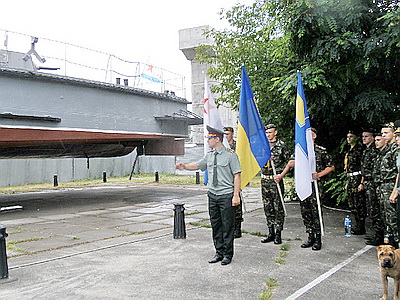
0;183;389;299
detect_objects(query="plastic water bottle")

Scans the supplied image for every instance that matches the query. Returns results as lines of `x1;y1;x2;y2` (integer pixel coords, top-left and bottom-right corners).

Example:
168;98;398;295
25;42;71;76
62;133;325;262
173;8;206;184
344;215;351;237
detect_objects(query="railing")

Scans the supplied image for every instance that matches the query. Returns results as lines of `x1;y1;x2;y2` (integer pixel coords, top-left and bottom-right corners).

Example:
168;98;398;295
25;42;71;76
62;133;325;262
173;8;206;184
0;29;186;98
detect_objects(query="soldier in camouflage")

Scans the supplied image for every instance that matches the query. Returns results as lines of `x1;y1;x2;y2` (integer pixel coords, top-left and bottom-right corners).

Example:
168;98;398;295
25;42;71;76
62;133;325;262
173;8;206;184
359;130;384;245
275;128;334;251
344;131;366;235
224;126;242;239
377;123;399;248
260;124;290;245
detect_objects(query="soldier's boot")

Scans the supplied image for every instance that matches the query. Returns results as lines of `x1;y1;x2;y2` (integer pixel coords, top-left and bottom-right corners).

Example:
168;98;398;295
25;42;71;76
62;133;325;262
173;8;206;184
274;229;282;245
312;233;322;251
365;231;384;246
301;232;315;248
388;235;399;249
234;222;242;239
351;218;366;235
261;226;275;243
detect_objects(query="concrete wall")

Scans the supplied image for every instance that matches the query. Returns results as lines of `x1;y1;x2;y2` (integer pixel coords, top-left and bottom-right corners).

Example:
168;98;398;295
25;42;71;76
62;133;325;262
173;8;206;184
0;152;176;187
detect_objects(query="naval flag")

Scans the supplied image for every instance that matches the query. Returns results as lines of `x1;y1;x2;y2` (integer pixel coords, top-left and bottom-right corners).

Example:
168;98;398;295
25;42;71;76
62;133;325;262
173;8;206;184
203;76;227;184
295;71;316;200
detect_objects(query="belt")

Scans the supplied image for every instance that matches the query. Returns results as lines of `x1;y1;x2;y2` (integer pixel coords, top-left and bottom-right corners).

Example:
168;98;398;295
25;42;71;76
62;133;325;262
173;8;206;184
347;171;361;177
261;174;274;180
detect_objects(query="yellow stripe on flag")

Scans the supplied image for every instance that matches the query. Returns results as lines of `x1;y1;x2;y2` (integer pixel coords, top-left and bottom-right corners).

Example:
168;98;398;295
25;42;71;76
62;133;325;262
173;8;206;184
236;123;262;190
296;93;305;126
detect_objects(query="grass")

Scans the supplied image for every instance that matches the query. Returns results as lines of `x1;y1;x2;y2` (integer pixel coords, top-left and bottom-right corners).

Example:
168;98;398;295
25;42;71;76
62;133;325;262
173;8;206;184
6;244;26;253
259;278;279;300
0;172;297;195
7;237;43;244
0;173;296;194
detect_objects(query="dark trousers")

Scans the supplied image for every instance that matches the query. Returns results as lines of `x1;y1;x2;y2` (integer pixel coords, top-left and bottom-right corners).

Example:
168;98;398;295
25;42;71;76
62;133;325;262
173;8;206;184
208;192;235;259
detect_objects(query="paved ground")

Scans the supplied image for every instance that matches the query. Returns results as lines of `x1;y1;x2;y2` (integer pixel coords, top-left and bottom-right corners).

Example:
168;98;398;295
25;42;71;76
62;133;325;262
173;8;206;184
0;183;391;299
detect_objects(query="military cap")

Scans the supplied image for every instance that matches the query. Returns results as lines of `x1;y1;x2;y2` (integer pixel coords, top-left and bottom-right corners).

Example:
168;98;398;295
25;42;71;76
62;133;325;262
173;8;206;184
394;120;400;128
362;128;375;134
395;128;400;135
264;124;276;130
382;122;395;129
223;126;234;133
348;129;358;136
206;125;224;139
311;127;317;134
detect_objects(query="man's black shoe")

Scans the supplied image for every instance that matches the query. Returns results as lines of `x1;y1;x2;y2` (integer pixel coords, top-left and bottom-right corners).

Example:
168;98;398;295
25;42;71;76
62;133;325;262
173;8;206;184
208;256;223;263
221;257;231;265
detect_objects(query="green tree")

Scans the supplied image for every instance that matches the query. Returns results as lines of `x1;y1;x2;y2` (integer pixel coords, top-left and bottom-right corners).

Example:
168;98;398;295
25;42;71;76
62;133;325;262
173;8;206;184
197;0;400;150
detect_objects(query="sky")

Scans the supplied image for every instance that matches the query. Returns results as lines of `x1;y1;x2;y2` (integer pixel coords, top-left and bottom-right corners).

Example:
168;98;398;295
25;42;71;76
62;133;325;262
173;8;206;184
0;0;253;100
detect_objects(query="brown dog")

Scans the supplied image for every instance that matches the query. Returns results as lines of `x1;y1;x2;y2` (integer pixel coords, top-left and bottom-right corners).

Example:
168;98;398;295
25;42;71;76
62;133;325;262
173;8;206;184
377;245;400;300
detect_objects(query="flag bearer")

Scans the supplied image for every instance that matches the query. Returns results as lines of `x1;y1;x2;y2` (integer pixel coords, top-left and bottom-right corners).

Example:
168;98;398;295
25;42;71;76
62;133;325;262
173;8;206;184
275;128;334;250
260;124;290;245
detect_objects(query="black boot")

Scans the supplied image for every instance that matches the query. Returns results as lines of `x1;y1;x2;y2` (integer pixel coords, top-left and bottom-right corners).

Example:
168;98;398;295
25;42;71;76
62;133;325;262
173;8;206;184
234;222;242;238
365;231;384;246
261;226;275;243
388;235;399;249
312;233;322;251
301;232;315;248
351;218;366;235
274;229;282;244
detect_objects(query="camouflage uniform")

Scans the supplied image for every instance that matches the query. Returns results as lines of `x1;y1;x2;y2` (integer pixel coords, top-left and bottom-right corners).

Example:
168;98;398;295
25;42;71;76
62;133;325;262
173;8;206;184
374;142;399;243
301;144;334;234
261;139;290;231
345;143;366;232
361;144;383;238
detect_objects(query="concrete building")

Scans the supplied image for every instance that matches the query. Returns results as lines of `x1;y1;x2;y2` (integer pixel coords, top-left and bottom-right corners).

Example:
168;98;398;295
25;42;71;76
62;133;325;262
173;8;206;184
179;25;238;145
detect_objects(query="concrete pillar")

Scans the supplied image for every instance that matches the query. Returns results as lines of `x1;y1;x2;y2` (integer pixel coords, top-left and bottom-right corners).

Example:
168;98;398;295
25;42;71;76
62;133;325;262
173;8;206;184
179;26;238;145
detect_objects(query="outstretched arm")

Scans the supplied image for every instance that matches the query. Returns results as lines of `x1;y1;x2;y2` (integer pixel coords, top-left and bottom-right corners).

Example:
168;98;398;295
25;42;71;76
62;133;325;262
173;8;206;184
176;162;199;171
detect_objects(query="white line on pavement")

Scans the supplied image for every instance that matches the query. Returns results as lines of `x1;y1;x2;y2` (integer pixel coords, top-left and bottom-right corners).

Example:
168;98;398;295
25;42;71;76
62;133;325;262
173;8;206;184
285;245;374;300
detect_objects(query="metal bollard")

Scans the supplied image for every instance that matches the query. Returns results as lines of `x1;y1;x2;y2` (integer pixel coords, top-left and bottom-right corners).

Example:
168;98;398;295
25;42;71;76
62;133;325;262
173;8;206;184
155;172;159;182
195;171;200;184
103;171;107;183
173;203;186;239
0;224;9;279
53;174;58;187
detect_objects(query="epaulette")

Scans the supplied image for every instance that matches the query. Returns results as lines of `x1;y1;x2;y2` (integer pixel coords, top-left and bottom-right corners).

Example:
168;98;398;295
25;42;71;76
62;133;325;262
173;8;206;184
226;148;235;153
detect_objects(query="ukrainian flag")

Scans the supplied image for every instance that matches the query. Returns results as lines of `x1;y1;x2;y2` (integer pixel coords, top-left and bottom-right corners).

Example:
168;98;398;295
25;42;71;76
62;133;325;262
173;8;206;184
295;71;316;200
237;66;271;189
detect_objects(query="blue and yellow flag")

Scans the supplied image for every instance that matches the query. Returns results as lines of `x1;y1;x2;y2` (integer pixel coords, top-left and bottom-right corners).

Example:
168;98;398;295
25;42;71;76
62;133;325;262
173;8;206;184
295;71;316;200
237;66;271;189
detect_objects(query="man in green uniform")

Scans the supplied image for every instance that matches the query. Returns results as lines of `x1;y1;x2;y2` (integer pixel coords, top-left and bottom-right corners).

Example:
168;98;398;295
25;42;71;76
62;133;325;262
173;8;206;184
360;130;384;245
260;124;290;245
344;130;366;235
378;123;399;248
176;126;241;265
275;128;335;250
224;126;243;239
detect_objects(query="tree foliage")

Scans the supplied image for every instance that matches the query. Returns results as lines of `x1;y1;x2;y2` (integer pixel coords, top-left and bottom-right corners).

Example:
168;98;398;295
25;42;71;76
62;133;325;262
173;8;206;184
197;0;400;151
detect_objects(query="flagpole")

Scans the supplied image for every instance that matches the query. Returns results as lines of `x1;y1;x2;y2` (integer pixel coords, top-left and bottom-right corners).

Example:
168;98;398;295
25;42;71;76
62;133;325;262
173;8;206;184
271;160;287;216
313;180;325;236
